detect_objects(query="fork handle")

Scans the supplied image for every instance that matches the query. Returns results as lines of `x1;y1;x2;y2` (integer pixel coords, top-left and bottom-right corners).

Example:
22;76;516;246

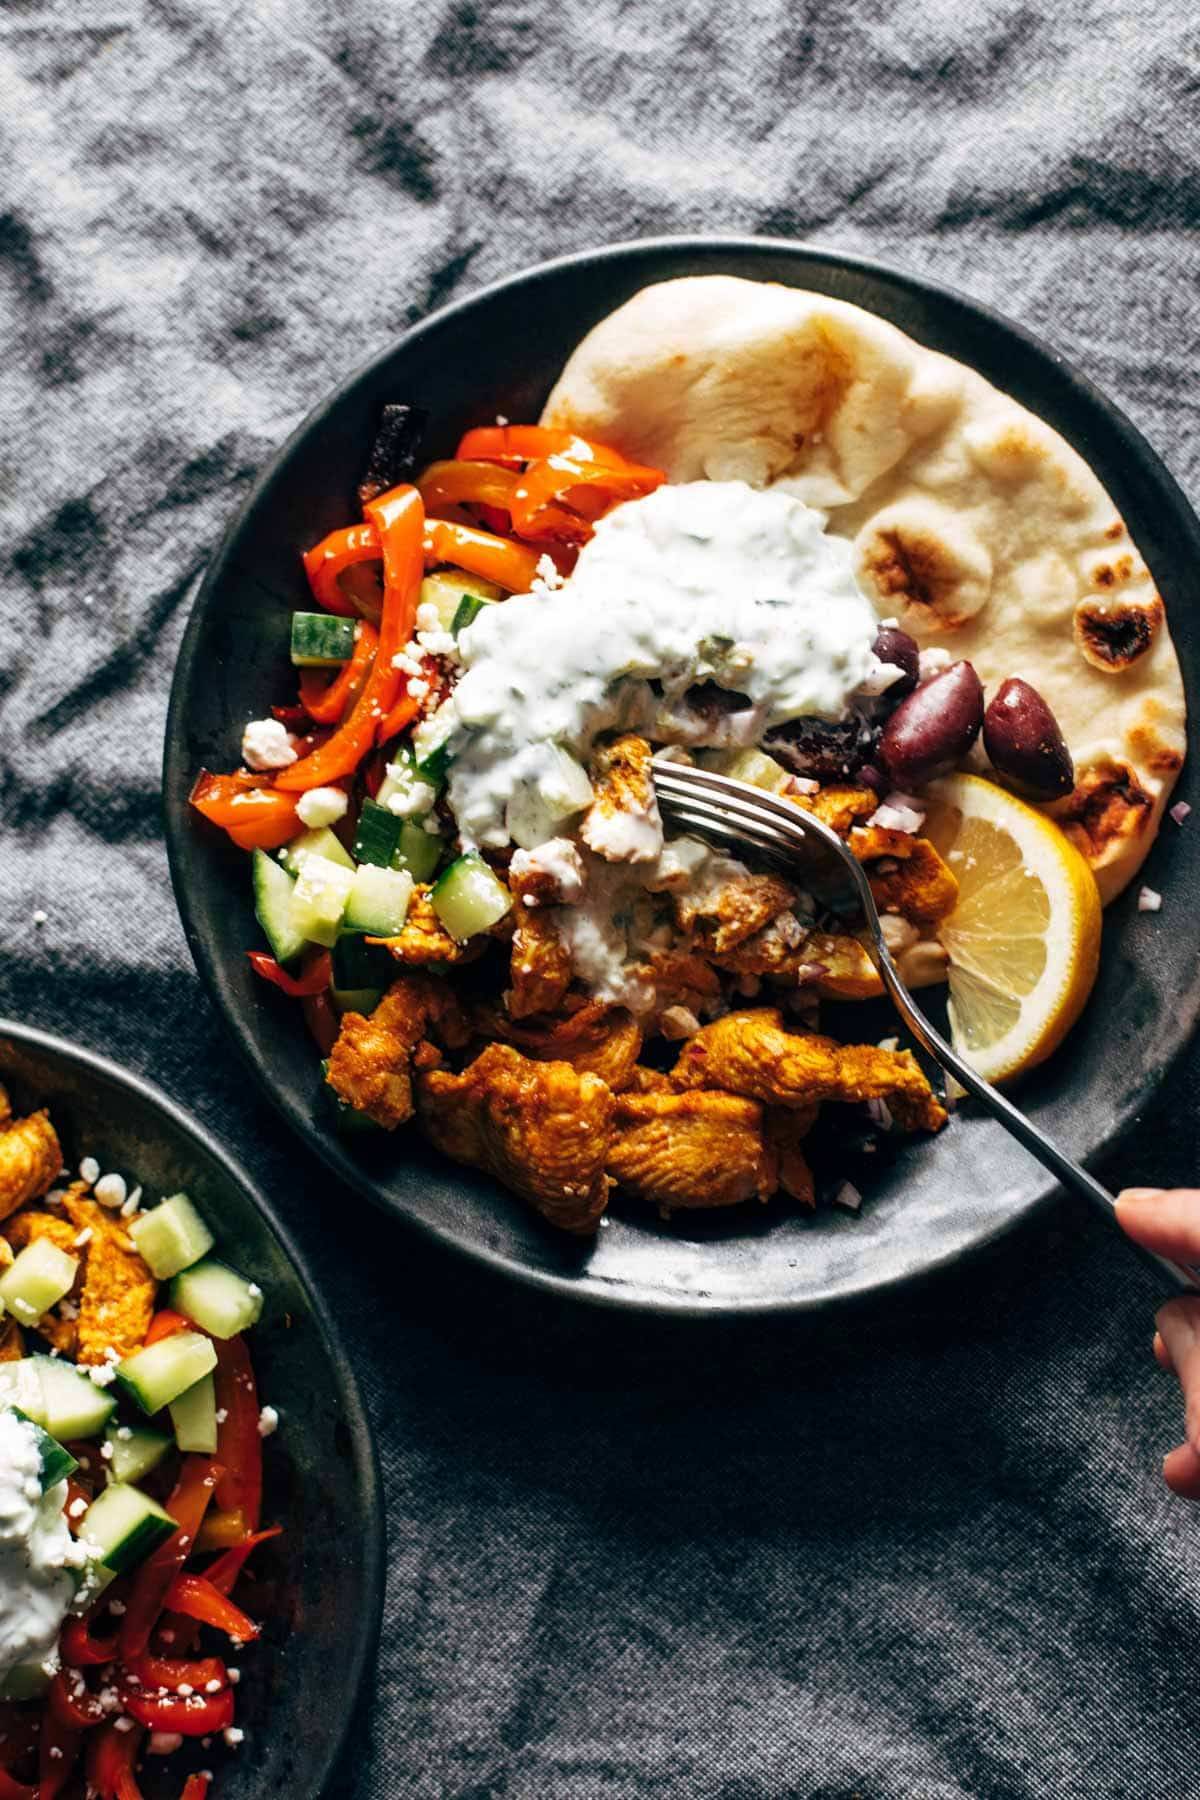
875;950;1200;1295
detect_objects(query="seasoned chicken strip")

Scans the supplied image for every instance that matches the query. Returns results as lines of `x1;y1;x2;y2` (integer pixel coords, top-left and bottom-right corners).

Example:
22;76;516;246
508;908;573;1019
673;1008;946;1133
418;1043;614;1235
791;784;878;836
61;1192;157;1364
674;863;796;955
375;886;467;965
0;1317;23;1362
0;1097;62;1221
487;1003;643;1092
327;973;469;1128
849;827;959;927
607;1088;776;1212
580;733;663;863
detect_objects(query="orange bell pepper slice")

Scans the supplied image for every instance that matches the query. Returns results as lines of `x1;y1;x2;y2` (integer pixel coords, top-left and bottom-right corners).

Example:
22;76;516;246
510;453;666;545
247;949;332;997
298;619;377;724
303;521;382;616
84;1722;144;1800
190;771;302;851
212;1333;263;1531
417;459;522;515
164;1573;260;1643
423;517;541;592
456;425;631;468
277;486;423;787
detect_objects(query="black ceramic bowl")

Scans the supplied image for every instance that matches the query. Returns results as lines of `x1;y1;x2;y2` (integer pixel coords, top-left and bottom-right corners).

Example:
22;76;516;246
164;235;1199;1316
0;1021;383;1797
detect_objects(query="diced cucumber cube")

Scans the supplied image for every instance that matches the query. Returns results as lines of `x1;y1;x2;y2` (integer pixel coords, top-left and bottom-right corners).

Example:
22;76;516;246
332;987;383;1015
696;747;792;794
82;1483;177;1575
352;798;404;868
0;1663;52;1701
253;849;306;966
290;852;356;947
278;826;356;876
169;1372;218;1453
116;1331;217;1415
33;1357;117;1440
450;592;496;635
290;611;357;667
169;1259;263;1341
0;1239;79;1324
396;820;442;882
344;865;413;936
504;747;593;850
419;569;502;632
9;1407;78;1491
431;853;512;942
129;1192;214;1281
104;1423;172;1486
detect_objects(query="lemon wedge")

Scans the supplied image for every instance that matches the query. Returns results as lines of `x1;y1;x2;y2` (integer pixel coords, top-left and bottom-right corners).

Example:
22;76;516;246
921;774;1102;1083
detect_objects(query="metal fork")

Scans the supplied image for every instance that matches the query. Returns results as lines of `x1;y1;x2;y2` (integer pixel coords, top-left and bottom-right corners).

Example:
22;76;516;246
652;760;1199;1293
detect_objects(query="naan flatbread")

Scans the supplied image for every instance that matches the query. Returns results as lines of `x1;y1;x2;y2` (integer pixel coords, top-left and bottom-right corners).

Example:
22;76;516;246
542;276;1186;900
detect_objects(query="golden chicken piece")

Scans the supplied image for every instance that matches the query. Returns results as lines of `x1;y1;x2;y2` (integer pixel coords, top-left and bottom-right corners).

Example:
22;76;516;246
489;1004;643;1092
61;1192;157;1364
579;733;663;863
674;866;796;955
375;885;466;966
673;1008;946;1133
0;1092;62;1222
849;828;959;927
0;1317;23;1362
635;948;723;1016
418;1043;614;1235
625;1066;677;1095
765;1108;818;1207
4;1208;81;1354
791;784;878;836
327;973;468;1129
508;908;573;1020
607;1088;776;1213
809;933;886;1001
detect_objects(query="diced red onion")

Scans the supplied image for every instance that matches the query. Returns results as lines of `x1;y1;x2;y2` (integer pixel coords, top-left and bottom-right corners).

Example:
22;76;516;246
833;1180;863;1212
1138;886;1162;913
1170;801;1191;825
795;962;829;985
865;1097;894;1131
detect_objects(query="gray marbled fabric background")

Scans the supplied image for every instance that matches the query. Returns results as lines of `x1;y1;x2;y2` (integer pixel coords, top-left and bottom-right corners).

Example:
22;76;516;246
4;2;1200;1795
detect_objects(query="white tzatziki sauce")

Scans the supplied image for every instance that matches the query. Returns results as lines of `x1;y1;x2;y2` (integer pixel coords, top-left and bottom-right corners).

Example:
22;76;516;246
0;1409;88;1685
421;481;894;852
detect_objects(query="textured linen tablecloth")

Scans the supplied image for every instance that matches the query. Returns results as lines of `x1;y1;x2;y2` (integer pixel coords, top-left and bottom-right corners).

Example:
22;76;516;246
4;3;1200;1795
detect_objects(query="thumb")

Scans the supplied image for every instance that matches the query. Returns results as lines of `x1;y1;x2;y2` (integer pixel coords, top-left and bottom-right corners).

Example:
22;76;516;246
1115;1188;1200;1262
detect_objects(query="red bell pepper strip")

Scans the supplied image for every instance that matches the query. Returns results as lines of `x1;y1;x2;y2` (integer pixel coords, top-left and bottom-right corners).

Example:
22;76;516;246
298;620;377;724
48;1669;104;1731
125;1650;227;1692
455;425;631;468
303;521;381;616
181;1777;211;1800
0;1772;35;1800
143;1308;190;1346
301;986;339;1054
510;453;666;545
164;1574;259;1643
277;487;423;788
203;1525;282;1597
212;1335;262;1531
84;1723;144;1800
61;1612;119;1668
417;459;521;515
247;949;332;998
38;1704;81;1800
190;772;302;853
120;1457;223;1663
423;517;541;592
123;1685;234;1738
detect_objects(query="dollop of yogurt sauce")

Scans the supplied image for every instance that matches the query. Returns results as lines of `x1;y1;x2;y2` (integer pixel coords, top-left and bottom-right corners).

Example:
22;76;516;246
0;1409;89;1686
421;480;892;851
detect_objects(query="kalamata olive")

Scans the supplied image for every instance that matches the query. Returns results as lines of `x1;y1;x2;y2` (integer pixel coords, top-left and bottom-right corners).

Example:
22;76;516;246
878;660;984;788
763;712;880;782
983;677;1074;799
872;626;920;699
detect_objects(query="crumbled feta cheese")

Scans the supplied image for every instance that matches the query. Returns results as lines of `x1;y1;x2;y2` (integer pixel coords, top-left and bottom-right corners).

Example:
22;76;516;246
876;1036;900;1052
509;839;586;904
241;717;297;771
296;786;349;829
223;1726;245;1747
415;602;442;634
113;1715;136;1733
68;1497;88;1519
116;1426;132;1441
176;1683;194;1697
1138;885;1162;913
385;778;436;819
148;1732;184;1755
79;1157;100;1186
72;1227;93;1248
227;1668;240;1684
120;1186;143;1218
93;1173;127;1210
215;1408;228;1425
917;646;953;684
406;677;430;700
257;1405;279;1438
531;552;565;593
87;1363;117;1388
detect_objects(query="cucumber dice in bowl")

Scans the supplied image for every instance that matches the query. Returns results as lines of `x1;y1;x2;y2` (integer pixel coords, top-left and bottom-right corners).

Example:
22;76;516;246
431;854;512;942
0;1239;79;1325
344;865;413;935
170;1259;263;1340
33;1356;116;1440
116;1331;217;1415
82;1482;177;1575
129;1192;214;1281
169;1372;218;1453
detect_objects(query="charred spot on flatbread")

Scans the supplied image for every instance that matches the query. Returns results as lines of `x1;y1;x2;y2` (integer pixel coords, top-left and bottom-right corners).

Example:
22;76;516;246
854;500;992;628
1056;760;1152;863
1074;594;1163;672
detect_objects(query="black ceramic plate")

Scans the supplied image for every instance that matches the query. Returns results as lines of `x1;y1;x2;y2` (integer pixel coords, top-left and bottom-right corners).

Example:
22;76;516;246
163;236;1199;1315
0;1022;382;1797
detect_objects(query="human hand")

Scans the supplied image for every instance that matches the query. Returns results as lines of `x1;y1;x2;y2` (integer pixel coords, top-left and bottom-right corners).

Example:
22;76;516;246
1116;1187;1200;1498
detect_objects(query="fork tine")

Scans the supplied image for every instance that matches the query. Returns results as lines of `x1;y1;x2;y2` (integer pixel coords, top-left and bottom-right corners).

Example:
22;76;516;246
657;796;795;862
